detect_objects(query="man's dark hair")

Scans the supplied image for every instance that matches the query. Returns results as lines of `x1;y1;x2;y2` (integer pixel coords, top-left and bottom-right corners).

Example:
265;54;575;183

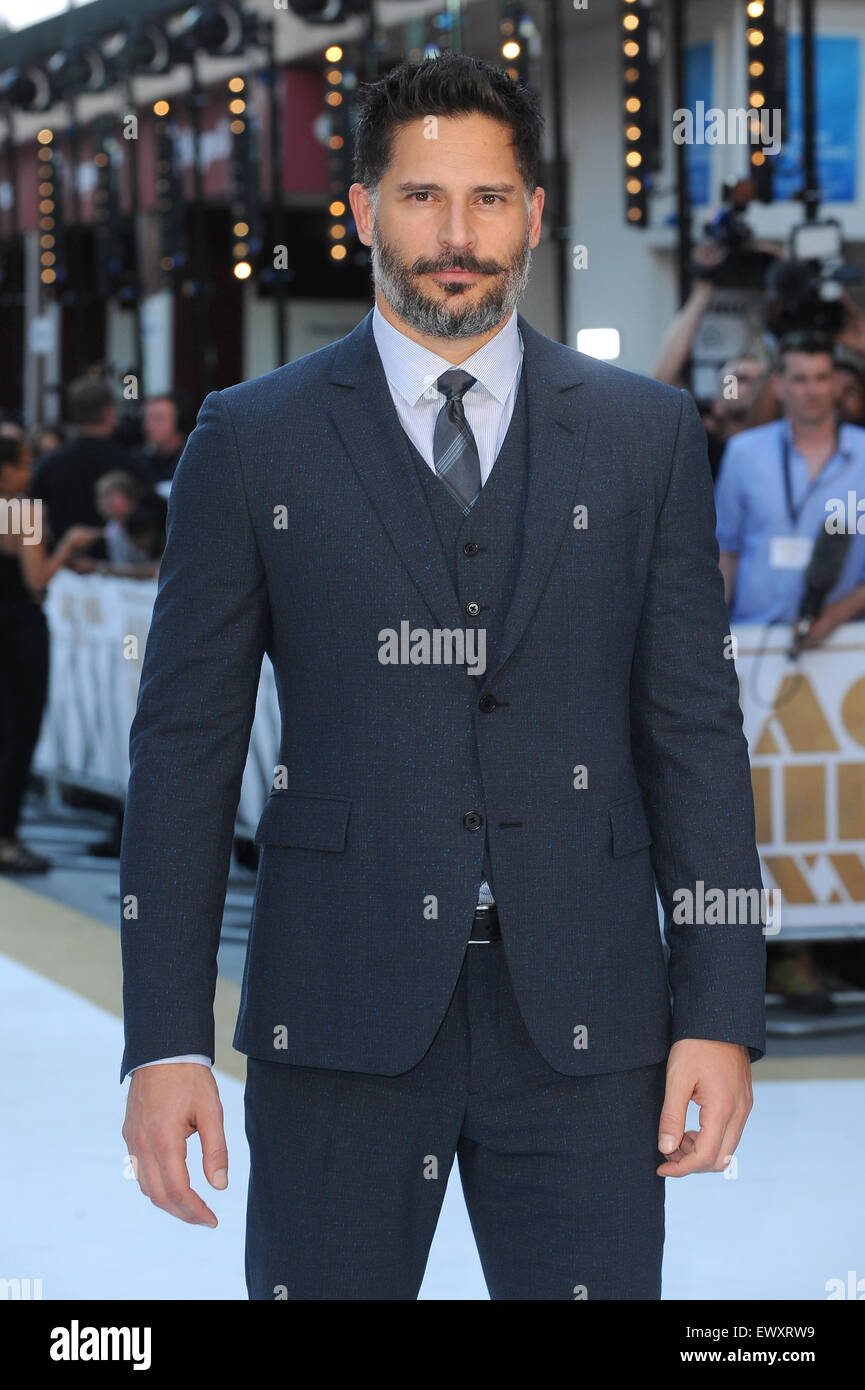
66;376;117;426
145;388;195;437
126;491;168;559
776;331;838;372
352;53;543;204
0;433;23;468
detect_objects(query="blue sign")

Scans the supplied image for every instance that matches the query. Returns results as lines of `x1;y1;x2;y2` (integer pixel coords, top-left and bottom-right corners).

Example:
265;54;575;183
774;35;859;203
685;43;713;205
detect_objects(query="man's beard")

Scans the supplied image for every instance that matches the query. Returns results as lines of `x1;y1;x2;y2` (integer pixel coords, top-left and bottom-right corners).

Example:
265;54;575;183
369;217;532;339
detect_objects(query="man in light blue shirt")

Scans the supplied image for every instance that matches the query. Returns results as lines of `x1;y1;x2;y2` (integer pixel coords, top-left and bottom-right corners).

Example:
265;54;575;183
715;332;865;641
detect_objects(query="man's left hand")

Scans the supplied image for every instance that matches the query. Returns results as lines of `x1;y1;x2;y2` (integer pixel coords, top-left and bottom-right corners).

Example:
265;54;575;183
798;589;865;650
656;1038;753;1177
797;609;841;649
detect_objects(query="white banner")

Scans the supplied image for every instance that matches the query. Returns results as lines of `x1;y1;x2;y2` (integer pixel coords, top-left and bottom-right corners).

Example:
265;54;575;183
735;623;865;937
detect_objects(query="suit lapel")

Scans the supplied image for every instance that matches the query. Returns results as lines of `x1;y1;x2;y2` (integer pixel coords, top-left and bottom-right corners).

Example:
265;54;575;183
328;309;466;635
326;308;590;677
486;314;588;685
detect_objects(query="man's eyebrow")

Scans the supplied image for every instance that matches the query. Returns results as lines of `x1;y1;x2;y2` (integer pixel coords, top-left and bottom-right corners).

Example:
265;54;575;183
394;181;518;195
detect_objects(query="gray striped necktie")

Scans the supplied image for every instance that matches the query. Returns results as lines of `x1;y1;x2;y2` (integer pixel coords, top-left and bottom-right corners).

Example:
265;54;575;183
433;369;482;515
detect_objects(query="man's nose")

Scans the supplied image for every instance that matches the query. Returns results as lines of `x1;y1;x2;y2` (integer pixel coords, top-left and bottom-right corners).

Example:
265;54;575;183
437;206;474;253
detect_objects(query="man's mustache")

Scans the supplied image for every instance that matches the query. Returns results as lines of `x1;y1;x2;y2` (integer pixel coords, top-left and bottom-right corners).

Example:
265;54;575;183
412;257;502;275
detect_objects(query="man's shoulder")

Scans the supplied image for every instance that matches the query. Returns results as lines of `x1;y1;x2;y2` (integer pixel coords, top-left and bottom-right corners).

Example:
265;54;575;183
718;418;783;473
518;315;683;413
215;328;355;415
840;420;865;455
728;418;783;448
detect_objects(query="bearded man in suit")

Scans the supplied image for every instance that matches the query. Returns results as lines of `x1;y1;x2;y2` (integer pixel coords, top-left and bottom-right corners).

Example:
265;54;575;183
121;52;766;1301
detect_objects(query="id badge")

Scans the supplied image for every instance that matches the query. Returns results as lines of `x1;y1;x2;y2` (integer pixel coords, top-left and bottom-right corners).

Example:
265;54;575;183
770;535;814;570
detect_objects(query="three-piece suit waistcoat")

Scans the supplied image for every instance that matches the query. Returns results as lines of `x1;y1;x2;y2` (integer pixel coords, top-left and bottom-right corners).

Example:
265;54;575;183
398;365;531;901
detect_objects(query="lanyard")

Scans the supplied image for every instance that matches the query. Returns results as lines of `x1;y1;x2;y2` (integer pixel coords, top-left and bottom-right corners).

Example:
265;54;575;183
781;427;844;529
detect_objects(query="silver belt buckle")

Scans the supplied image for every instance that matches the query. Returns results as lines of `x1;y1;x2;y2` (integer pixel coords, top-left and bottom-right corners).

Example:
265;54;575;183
468;901;497;943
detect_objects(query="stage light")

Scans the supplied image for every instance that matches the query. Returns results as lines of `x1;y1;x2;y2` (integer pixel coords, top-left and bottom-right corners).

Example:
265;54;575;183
114;24;175;76
154;103;186;284
499;3;531;84
228;74;263;280
47;44;112;94
744;0;785;201
36;133;66;295
178;3;247;57
323;44;355;264
619;2;660;228
153;100;170;116
577;328;621;359
0;66;53;112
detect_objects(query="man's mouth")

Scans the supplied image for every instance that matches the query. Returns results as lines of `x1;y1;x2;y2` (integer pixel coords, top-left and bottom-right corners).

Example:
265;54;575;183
429;268;483;281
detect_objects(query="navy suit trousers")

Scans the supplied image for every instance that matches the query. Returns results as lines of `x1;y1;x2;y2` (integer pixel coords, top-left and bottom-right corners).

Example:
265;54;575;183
244;938;667;1300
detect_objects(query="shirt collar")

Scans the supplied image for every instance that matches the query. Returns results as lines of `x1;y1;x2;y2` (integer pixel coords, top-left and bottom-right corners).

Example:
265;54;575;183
781;414;855;463
372;301;522;408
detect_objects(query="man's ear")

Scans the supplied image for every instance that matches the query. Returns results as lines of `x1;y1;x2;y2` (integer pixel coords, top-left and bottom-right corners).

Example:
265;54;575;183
349;183;373;247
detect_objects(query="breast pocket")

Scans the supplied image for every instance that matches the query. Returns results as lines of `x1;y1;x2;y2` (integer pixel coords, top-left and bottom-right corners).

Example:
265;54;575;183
568;504;644;607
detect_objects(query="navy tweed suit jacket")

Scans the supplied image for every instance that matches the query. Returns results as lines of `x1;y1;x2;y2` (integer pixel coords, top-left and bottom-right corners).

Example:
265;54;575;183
119;307;766;1083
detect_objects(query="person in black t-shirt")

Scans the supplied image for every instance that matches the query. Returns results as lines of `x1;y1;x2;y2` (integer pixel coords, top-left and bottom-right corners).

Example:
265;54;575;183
29;378;152;559
0;433;101;872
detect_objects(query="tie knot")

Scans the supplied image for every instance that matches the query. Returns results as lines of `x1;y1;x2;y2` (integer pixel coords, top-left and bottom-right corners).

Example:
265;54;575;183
437;369;476;403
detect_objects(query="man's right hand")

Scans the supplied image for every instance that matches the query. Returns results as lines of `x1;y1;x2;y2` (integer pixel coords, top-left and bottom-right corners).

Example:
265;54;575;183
122;1063;228;1227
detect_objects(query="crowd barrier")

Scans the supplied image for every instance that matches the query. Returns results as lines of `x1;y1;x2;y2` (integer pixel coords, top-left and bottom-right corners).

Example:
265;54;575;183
32;572;277;834
31;572;865;940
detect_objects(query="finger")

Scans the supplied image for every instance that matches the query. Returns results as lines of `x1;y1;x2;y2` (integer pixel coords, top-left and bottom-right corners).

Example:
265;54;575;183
126;1146;152;1198
151;1135;218;1226
655;1128;698;1175
656;1129;697;1167
197;1096;229;1190
657;1071;694;1156
716;1106;751;1174
659;1104;730;1177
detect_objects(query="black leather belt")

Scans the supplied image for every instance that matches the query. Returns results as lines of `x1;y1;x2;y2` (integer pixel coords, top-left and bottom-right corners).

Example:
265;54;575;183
468;903;501;943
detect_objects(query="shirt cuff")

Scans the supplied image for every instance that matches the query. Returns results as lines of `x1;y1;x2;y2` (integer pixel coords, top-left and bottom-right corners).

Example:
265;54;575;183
129;1054;213;1071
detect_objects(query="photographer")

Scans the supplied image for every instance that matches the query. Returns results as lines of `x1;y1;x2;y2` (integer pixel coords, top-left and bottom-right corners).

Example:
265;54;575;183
653;237;772;479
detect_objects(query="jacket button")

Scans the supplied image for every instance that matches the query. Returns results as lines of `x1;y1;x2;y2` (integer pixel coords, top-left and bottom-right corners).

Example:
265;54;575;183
463;811;484;831
466;601;480;616
463;541;479;556
478;693;497;713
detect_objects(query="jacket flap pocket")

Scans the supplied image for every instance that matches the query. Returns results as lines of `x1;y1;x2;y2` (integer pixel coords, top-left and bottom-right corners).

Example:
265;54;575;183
575;504;642;547
609;794;652;857
253;792;351;851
